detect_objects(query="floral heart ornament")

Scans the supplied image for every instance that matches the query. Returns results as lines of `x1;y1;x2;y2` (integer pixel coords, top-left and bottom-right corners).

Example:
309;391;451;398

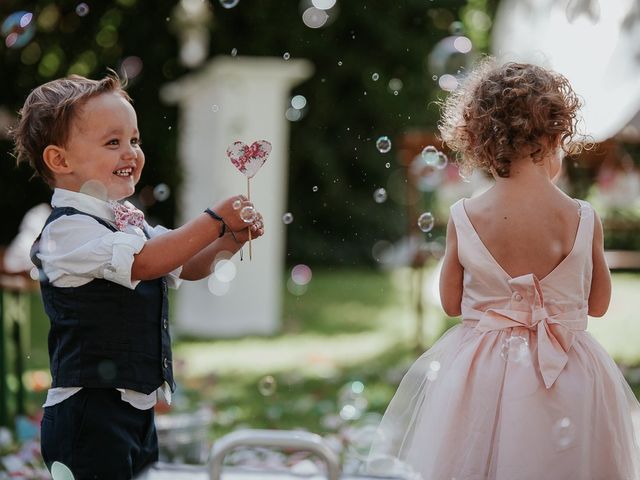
226;139;272;261
226;140;272;179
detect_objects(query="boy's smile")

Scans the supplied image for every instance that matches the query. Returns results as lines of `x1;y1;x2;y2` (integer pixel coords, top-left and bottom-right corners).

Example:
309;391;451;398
55;91;144;201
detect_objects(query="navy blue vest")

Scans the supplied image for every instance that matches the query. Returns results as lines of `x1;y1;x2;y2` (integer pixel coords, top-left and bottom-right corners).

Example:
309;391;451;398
31;207;175;394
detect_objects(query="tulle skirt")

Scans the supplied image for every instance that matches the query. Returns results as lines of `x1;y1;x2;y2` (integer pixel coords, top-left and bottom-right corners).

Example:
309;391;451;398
367;322;640;480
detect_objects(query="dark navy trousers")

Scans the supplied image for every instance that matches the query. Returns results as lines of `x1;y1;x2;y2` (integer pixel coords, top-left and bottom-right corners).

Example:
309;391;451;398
41;388;158;479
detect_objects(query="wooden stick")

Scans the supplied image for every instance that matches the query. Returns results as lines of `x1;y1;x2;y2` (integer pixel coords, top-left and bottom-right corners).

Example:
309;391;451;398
247;176;252;260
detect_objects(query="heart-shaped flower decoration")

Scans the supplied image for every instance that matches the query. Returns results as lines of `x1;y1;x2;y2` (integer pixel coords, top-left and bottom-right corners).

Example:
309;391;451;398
226;140;272;179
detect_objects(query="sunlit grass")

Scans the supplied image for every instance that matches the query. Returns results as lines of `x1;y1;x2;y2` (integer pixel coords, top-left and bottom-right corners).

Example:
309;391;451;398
173;267;446;378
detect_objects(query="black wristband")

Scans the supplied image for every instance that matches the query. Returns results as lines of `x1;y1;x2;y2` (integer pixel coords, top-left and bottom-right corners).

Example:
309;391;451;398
204;208;226;237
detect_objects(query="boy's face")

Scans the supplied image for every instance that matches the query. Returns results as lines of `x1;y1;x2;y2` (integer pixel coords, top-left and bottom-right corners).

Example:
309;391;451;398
60;92;144;201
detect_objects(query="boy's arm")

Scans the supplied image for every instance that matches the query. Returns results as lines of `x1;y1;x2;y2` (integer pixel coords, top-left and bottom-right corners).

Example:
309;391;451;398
587;210;611;317
439;216;464;317
132;196;253;281
131;213;222;281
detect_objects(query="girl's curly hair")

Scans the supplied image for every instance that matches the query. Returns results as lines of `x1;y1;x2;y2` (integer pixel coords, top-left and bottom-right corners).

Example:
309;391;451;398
438;57;583;178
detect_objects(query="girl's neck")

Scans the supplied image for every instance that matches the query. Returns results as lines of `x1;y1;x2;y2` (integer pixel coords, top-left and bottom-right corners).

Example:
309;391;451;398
490;154;559;198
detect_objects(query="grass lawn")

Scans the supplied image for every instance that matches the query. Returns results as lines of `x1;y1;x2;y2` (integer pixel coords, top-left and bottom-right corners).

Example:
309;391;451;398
11;267;640;441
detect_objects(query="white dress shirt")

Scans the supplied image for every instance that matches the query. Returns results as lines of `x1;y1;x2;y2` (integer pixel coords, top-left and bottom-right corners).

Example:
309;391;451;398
38;188;182;410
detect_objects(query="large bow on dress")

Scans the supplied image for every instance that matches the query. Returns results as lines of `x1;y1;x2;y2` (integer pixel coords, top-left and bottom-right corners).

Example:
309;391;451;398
473;274;587;389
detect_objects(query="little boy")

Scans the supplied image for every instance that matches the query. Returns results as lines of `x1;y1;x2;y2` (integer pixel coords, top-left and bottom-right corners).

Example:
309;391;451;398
12;72;264;479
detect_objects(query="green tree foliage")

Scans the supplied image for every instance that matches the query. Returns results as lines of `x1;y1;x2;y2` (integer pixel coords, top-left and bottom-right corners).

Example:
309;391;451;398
0;0;494;265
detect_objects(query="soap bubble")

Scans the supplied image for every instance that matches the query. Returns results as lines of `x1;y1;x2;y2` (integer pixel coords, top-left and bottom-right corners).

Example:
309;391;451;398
282;212;294;224
385;162;390;168
283;51;290;60
2;11;36;49
75;3;90;17
372;240;394;264
429;34;473;89
120;56;143;80
453;36;472;54
51;462;75;480
232;199;242;210
434;152;448;169
302;7;329;28
338;381;368;421
220;0;240;9
438;74;459;91
373;188;387;204
500;335;531;366
291;95;307;110
388;78;403;92
153;183;171;202
208;276;231;296
426;360;440;382
214;259;237;283
312;185;318;192
449;20;465;35
285;107;303;122
421;146;448;169
371;73;379;81
376;136;392;154
240;205;257;223
552;416;576;450
29;267;40;281
291;264;312;286
417;212;434;233
410;155;443;192
421;146;438;164
312;0;336;9
258;375;277;396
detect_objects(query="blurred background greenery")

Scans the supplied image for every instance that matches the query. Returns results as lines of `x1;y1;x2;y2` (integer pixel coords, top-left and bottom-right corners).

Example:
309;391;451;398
1;0;498;264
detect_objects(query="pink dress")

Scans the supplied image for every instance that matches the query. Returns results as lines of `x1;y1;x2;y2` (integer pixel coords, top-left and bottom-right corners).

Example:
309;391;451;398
367;198;640;480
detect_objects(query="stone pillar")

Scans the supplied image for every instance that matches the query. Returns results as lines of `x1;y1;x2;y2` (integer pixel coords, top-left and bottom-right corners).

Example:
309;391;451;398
162;56;314;336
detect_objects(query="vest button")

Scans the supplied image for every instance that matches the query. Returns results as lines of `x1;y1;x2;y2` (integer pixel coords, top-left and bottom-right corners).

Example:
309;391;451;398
163;318;168;330
163;357;169;369
514;293;523;301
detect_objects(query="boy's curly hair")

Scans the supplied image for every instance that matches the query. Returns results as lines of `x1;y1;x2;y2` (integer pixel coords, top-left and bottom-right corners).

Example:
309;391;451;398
438;57;583;178
11;71;130;187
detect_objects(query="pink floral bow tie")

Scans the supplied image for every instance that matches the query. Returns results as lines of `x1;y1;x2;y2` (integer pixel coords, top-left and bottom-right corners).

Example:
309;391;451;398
110;201;145;231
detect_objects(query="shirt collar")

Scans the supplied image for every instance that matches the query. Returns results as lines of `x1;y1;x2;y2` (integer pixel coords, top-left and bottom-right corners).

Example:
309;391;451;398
51;188;116;222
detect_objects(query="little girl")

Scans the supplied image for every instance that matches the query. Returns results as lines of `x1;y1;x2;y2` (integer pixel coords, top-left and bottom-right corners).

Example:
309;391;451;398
368;60;640;479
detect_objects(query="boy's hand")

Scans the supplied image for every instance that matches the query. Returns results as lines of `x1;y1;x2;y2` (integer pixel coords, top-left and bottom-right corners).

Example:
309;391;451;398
211;195;255;232
230;213;265;243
